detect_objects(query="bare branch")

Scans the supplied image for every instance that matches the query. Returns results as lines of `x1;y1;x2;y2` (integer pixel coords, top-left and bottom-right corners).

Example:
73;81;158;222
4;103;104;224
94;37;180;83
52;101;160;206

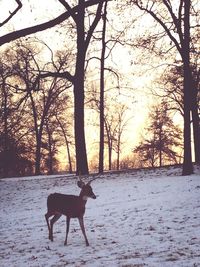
133;1;182;55
0;0;22;27
85;1;104;50
0;0;107;46
35;70;74;83
163;0;184;46
57;0;77;22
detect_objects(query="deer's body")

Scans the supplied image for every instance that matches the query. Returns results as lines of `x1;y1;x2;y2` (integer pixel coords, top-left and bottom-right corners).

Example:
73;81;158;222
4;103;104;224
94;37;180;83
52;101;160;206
47;193;86;218
45;180;96;246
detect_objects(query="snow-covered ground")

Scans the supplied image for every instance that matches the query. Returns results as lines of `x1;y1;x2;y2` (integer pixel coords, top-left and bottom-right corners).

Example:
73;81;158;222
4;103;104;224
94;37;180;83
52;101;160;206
0;166;200;267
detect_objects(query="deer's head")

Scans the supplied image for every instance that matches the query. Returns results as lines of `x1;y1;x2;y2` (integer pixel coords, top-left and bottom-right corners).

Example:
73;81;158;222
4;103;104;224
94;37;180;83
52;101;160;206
77;180;96;200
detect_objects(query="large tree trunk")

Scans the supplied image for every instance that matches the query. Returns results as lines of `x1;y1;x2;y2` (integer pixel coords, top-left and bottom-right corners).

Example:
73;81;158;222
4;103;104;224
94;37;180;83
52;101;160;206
74;0;88;175
74;75;88;175
182;92;193;175
182;0;193;175
2;80;9;177
191;85;200;164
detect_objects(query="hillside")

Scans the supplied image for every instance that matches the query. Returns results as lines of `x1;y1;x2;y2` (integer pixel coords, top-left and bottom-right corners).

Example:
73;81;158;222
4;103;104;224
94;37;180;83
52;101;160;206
0;166;200;267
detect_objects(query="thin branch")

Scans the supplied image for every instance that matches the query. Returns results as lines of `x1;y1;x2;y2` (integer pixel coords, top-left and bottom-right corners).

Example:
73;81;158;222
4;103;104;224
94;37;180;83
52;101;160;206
0;0;22;27
85;1;104;50
163;0;184;46
134;1;182;55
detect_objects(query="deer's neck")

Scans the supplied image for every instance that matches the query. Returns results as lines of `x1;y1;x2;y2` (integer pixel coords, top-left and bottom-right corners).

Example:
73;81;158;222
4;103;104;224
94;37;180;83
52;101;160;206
82;196;89;201
79;193;88;203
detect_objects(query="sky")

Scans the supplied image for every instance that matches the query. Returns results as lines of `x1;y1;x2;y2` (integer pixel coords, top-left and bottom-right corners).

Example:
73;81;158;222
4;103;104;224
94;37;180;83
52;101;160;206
0;0;183;169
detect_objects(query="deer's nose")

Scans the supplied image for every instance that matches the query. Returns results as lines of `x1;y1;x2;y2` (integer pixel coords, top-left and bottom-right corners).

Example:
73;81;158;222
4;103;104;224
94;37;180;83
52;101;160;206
92;194;96;199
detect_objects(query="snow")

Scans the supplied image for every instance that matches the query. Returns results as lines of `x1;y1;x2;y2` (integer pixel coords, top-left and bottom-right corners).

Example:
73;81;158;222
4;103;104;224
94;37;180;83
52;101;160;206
0;166;200;267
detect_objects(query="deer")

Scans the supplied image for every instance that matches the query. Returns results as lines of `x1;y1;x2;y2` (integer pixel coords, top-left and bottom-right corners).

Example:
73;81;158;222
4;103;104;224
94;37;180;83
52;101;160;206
45;178;96;246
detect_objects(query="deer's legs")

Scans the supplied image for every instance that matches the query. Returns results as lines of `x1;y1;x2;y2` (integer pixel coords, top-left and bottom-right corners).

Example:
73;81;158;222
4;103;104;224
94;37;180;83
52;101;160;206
45;213;51;239
64;217;70;246
50;214;62;241
78;217;89;246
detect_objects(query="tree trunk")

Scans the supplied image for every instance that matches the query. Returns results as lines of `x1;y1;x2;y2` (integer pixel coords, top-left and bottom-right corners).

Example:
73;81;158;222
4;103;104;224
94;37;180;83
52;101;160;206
46;122;53;175
2;80;9;177
182;0;193;175
66;135;73;173
159;128;162;167
105;119;112;170
56;116;73;173
191;85;200;164
182;97;193;175
108;145;112;170
99;1;108;173
74;0;88;175
116;135;120;170
74;60;88;176
35;134;42;175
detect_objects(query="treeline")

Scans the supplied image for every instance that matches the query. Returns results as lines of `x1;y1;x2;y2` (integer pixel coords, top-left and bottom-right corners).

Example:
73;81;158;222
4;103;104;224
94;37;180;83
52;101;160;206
0;41;133;177
0;42;74;177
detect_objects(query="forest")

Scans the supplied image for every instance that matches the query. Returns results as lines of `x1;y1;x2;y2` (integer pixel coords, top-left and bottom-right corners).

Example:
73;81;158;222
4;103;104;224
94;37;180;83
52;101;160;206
0;0;199;177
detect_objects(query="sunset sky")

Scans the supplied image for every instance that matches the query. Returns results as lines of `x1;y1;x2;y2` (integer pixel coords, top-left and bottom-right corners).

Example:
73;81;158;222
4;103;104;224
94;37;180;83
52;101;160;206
0;0;184;169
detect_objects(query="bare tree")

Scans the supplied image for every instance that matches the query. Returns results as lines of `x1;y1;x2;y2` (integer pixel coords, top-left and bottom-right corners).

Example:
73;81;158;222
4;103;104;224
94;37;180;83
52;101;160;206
114;104;130;170
0;0;108;175
32;1;106;175
154;62;200;164
129;0;199;175
43;116;60;175
85;2;127;173
54;95;74;174
104;100;130;170
8;42;71;174
99;0;108;173
0;53;33;177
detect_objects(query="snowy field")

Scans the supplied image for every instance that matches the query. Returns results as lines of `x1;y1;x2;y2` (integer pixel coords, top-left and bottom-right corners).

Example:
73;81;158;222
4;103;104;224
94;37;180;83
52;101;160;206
0;166;200;267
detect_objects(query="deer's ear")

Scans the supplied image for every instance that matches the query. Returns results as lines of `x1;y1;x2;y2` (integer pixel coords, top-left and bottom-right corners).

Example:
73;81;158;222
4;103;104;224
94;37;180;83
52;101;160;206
77;181;85;188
